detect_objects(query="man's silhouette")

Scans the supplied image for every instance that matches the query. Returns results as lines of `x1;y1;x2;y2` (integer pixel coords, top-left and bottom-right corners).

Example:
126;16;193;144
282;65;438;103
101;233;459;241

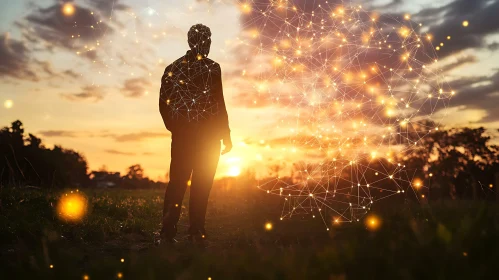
159;24;232;245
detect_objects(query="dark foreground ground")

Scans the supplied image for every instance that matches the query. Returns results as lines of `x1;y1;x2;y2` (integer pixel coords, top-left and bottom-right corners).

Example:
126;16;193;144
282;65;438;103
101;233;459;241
1;185;499;280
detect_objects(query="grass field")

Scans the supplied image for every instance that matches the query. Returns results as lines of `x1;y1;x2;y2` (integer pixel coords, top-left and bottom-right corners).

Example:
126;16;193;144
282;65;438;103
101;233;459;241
1;183;499;280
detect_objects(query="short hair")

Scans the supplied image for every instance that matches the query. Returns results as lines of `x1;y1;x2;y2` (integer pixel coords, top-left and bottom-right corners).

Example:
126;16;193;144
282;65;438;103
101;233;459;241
187;24;211;49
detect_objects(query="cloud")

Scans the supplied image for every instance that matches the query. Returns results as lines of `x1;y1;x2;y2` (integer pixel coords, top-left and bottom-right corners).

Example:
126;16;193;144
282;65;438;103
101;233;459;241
488;42;499;51
38;130;77;137
61;85;105;102
105;132;168;142
0;33;38;81
86;0;130;17
105;149;135;156
63;69;81;79
24;1;114;58
121;77;152;98
444;69;499;122
437;55;477;73
415;0;499;58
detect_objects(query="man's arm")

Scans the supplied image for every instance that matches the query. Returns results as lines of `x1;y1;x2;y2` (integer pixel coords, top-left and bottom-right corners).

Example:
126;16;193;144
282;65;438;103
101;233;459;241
212;64;232;154
159;66;174;132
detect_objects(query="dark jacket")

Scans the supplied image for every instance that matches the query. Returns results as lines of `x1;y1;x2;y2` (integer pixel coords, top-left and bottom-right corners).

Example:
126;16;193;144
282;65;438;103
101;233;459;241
159;50;230;140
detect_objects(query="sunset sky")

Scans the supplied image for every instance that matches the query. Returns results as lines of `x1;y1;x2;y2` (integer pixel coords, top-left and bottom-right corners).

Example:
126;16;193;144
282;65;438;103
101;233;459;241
1;0;499;181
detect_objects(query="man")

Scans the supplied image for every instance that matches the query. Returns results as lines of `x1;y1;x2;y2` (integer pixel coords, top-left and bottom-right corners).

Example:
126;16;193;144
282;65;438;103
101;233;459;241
158;24;232;245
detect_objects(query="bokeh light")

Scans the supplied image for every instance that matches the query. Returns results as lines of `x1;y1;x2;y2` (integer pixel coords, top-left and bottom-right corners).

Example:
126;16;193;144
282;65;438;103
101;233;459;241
4;99;13;109
462;20;469;27
365;215;381;231
61;2;75;17
57;192;88;222
265;222;273;231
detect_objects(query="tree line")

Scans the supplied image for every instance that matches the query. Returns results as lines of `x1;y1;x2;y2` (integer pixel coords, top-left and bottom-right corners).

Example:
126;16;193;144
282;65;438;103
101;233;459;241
0;120;165;189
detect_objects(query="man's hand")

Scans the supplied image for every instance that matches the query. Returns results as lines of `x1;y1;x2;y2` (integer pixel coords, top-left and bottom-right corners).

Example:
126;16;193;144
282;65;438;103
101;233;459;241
221;137;232;155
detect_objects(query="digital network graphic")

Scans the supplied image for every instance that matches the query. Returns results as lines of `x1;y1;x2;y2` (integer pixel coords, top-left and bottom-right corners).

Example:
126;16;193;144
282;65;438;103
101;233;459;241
235;1;454;228
57;0;455;229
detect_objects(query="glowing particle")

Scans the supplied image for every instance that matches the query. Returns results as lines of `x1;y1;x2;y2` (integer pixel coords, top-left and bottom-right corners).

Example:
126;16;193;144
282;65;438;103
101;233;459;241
462;21;469;27
4;99;13;109
120;258;124;263
365;215;381;230
117;272;123;279
57;193;87;222
265;222;273;231
50;264;54;269
62;3;75;16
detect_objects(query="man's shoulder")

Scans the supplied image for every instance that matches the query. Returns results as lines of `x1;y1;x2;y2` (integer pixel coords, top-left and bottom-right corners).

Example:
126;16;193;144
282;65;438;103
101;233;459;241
204;57;219;65
165;56;186;70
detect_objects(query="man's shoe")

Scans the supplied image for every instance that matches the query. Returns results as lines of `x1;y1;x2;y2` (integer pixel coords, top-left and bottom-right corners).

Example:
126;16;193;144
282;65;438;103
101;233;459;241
159;236;178;246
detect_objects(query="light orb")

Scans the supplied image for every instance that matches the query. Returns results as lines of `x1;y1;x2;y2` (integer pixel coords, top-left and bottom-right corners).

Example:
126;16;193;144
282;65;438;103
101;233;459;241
57;192;88;222
62;3;75;17
4;99;13;109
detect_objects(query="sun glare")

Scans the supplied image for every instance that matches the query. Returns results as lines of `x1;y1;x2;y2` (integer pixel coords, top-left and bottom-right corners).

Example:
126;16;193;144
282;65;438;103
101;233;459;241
227;166;241;177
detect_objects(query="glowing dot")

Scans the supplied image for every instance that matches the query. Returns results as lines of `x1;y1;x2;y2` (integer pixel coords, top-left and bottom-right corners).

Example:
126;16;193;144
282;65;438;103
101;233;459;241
120;258;124;263
50;264;54;269
462;21;469;27
62;3;75;16
57;193;87;222
117;272;123;279
365;215;381;230
4;99;13;109
241;3;252;13
265;222;273;230
83;275;89;280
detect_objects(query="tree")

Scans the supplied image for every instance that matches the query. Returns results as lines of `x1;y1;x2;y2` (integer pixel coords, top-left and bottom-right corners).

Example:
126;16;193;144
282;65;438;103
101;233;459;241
125;164;144;180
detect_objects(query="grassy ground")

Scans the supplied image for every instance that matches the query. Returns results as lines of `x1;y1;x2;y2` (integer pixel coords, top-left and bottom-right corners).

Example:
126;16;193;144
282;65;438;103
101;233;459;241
1;184;499;280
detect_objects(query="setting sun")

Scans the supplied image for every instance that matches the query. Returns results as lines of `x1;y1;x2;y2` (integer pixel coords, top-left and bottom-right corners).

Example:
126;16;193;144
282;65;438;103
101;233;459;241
227;166;241;177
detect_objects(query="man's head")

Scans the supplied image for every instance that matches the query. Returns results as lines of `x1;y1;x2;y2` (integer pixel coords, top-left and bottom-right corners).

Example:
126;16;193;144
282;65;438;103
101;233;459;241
188;24;211;58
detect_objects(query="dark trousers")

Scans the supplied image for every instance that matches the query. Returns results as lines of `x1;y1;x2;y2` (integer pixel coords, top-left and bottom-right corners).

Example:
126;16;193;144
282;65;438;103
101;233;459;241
161;127;221;238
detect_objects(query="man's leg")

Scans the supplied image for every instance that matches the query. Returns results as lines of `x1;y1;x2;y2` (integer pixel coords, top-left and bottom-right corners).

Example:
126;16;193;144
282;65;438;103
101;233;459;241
188;137;220;236
161;132;194;239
